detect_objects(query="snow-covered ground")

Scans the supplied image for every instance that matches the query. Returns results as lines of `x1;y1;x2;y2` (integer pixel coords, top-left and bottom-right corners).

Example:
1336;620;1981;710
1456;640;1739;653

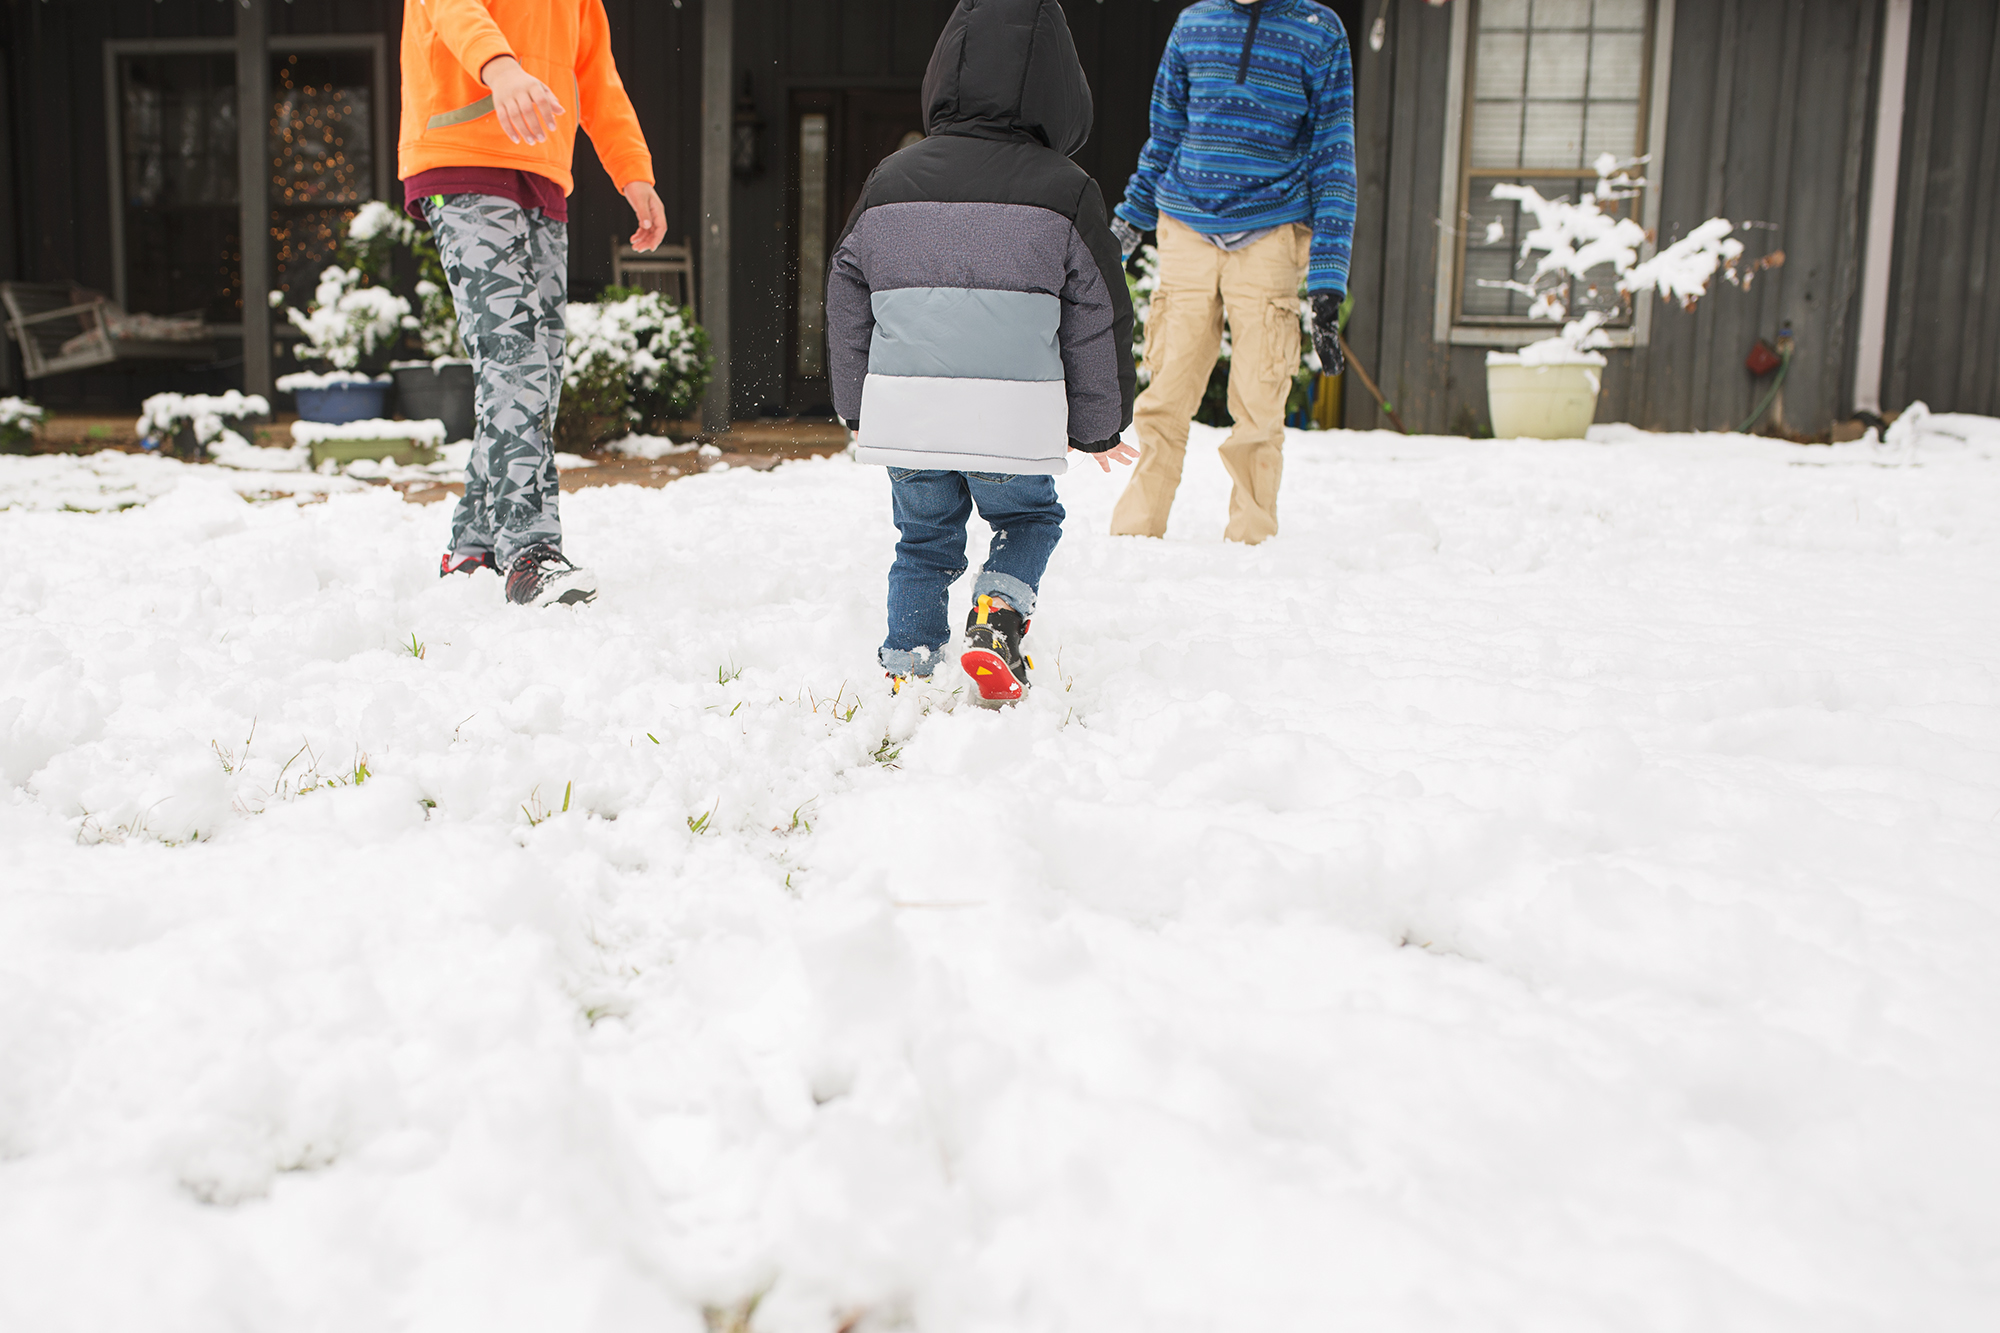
3;423;1998;1332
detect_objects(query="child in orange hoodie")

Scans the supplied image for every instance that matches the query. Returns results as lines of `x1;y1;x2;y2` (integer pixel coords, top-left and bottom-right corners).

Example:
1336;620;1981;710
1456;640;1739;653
400;0;663;606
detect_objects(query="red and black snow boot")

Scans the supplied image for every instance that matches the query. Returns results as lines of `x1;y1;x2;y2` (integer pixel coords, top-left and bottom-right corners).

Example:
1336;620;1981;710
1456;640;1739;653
504;543;597;607
440;551;494;577
960;594;1032;707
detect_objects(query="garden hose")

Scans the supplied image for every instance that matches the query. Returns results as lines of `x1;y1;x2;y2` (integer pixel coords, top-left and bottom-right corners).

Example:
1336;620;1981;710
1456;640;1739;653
1740;344;1793;434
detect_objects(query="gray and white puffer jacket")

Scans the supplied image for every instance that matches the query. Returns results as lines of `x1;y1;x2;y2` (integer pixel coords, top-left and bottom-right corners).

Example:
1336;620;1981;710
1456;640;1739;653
827;0;1136;475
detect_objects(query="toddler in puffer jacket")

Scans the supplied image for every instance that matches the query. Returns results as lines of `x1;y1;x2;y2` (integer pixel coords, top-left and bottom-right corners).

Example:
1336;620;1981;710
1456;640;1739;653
826;0;1137;707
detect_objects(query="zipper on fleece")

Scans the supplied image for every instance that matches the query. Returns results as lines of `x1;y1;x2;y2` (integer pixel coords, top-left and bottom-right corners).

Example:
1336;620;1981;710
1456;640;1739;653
1236;1;1266;85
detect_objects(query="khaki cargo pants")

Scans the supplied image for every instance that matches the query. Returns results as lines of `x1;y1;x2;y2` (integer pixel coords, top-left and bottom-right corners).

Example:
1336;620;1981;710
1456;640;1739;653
1111;215;1309;545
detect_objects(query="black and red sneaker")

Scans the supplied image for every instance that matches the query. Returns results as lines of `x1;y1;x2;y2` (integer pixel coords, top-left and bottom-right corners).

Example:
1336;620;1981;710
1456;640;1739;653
440;551;494;578
960;594;1032;707
504;543;597;607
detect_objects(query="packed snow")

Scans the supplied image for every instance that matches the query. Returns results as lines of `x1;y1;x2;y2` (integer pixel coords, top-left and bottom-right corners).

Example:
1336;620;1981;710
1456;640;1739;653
3;423;1999;1332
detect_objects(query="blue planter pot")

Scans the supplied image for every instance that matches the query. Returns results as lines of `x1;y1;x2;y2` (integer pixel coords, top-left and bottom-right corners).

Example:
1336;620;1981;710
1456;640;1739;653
294;381;391;424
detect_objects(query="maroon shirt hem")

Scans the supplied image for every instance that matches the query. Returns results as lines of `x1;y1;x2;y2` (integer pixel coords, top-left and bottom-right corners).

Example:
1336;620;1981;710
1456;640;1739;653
403;168;568;223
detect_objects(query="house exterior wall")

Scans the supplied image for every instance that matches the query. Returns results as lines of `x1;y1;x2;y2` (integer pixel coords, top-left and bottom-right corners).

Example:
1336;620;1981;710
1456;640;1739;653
1345;0;1889;437
723;0;1199;419
1884;0;2000;417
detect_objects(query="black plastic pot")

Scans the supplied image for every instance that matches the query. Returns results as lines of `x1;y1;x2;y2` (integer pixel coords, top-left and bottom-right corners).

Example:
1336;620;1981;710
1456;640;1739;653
392;361;476;443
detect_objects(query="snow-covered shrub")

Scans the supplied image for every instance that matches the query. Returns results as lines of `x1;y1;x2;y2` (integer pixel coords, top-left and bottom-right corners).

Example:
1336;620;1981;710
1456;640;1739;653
0;396;44;453
339;200;419;282
338;201;464;359
1486;155;1764;364
136;391;270;463
559;288;713;450
282;266;411;370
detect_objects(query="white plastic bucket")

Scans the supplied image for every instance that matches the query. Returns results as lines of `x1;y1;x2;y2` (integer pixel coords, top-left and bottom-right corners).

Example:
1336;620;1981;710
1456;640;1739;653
1486;358;1602;439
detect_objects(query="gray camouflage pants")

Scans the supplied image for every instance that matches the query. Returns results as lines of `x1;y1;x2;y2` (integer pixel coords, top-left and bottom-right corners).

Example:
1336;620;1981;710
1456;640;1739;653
423;194;568;568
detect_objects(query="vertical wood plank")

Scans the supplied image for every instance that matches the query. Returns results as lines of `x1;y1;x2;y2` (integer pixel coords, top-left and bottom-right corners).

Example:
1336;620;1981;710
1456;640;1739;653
1951;2;2000;409
1884;0;1941;410
1346;0;1398;428
1688;0;1738;429
1825;0;1877;421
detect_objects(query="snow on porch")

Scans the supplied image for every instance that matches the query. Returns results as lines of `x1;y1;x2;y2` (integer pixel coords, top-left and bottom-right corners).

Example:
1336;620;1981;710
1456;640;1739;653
2;423;1998;1331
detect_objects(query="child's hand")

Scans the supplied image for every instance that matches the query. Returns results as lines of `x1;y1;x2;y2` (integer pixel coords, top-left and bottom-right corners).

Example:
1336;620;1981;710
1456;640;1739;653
1073;440;1140;473
623;183;667;251
480;56;565;145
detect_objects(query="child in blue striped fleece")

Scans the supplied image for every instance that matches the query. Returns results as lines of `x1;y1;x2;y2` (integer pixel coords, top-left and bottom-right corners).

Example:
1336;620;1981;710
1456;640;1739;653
1108;0;1357;546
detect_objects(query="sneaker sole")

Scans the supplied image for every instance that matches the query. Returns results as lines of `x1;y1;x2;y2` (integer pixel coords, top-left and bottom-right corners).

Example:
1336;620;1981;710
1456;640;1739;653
960;647;1024;706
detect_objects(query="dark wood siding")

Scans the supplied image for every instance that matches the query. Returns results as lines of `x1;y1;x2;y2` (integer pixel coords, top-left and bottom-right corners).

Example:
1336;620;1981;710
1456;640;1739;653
1883;0;2000;416
1345;0;1882;437
724;0;1217;418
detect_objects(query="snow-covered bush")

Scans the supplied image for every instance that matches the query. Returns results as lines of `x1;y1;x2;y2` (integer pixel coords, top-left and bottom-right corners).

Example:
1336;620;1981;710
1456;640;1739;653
282;266;411;370
339;201;464;360
0;396;44;453
340;200;420;280
559;287;713;450
1486;155;1765;364
136;391;270;463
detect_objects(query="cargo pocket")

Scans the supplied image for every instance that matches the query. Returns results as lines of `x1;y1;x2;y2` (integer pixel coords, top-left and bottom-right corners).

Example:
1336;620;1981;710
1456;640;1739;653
1256;296;1304;393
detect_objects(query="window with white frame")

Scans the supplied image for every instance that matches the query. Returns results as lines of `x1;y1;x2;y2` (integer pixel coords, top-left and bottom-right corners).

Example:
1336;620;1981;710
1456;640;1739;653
1442;0;1666;339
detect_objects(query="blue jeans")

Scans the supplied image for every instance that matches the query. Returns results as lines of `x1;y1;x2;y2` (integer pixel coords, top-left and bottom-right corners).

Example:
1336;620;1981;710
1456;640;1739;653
880;468;1065;676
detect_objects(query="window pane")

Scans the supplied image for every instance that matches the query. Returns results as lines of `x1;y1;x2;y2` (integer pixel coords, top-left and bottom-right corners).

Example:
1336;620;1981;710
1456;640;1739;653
796;112;830;379
119;53;241;321
1593;0;1649;29
269;52;376;305
1476;33;1527;99
1461;189;1534;318
1582;99;1641;162
1462;0;1653;325
1532;0;1593;30
271;56;372;206
1522;101;1585;167
121;55;237;208
1528;31;1591;99
1589;31;1646;94
1471;102;1525;167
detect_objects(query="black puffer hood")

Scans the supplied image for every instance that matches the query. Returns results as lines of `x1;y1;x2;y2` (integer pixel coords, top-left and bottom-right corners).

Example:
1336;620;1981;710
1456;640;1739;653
922;0;1093;156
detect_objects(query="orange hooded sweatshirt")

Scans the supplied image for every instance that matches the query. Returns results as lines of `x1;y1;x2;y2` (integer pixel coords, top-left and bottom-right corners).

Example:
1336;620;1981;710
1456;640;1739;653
399;0;654;195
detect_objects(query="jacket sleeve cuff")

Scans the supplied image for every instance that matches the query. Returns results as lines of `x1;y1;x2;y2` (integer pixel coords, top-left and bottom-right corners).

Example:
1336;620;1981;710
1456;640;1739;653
1069;435;1122;454
462;37;516;84
606;160;656;191
1114;200;1157;232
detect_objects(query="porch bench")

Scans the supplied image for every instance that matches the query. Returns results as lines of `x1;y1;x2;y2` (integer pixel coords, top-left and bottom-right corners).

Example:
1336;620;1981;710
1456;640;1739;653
2;281;216;380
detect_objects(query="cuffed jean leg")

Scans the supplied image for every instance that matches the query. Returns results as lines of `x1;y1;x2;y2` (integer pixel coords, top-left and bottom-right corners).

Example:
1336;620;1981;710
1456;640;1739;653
966;472;1063;616
882;469;972;675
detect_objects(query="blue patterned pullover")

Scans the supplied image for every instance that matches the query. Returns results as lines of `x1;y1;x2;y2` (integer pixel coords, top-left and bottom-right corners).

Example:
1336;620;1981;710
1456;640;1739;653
1116;0;1357;295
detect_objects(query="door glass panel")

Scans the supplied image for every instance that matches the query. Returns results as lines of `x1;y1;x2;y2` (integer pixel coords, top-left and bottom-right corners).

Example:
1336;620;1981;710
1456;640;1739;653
118;53;241;321
795;112;830;379
269;51;376;306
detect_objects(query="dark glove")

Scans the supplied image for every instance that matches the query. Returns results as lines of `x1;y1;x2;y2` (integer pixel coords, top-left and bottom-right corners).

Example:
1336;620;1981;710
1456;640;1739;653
1111;216;1143;259
1309;293;1345;377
